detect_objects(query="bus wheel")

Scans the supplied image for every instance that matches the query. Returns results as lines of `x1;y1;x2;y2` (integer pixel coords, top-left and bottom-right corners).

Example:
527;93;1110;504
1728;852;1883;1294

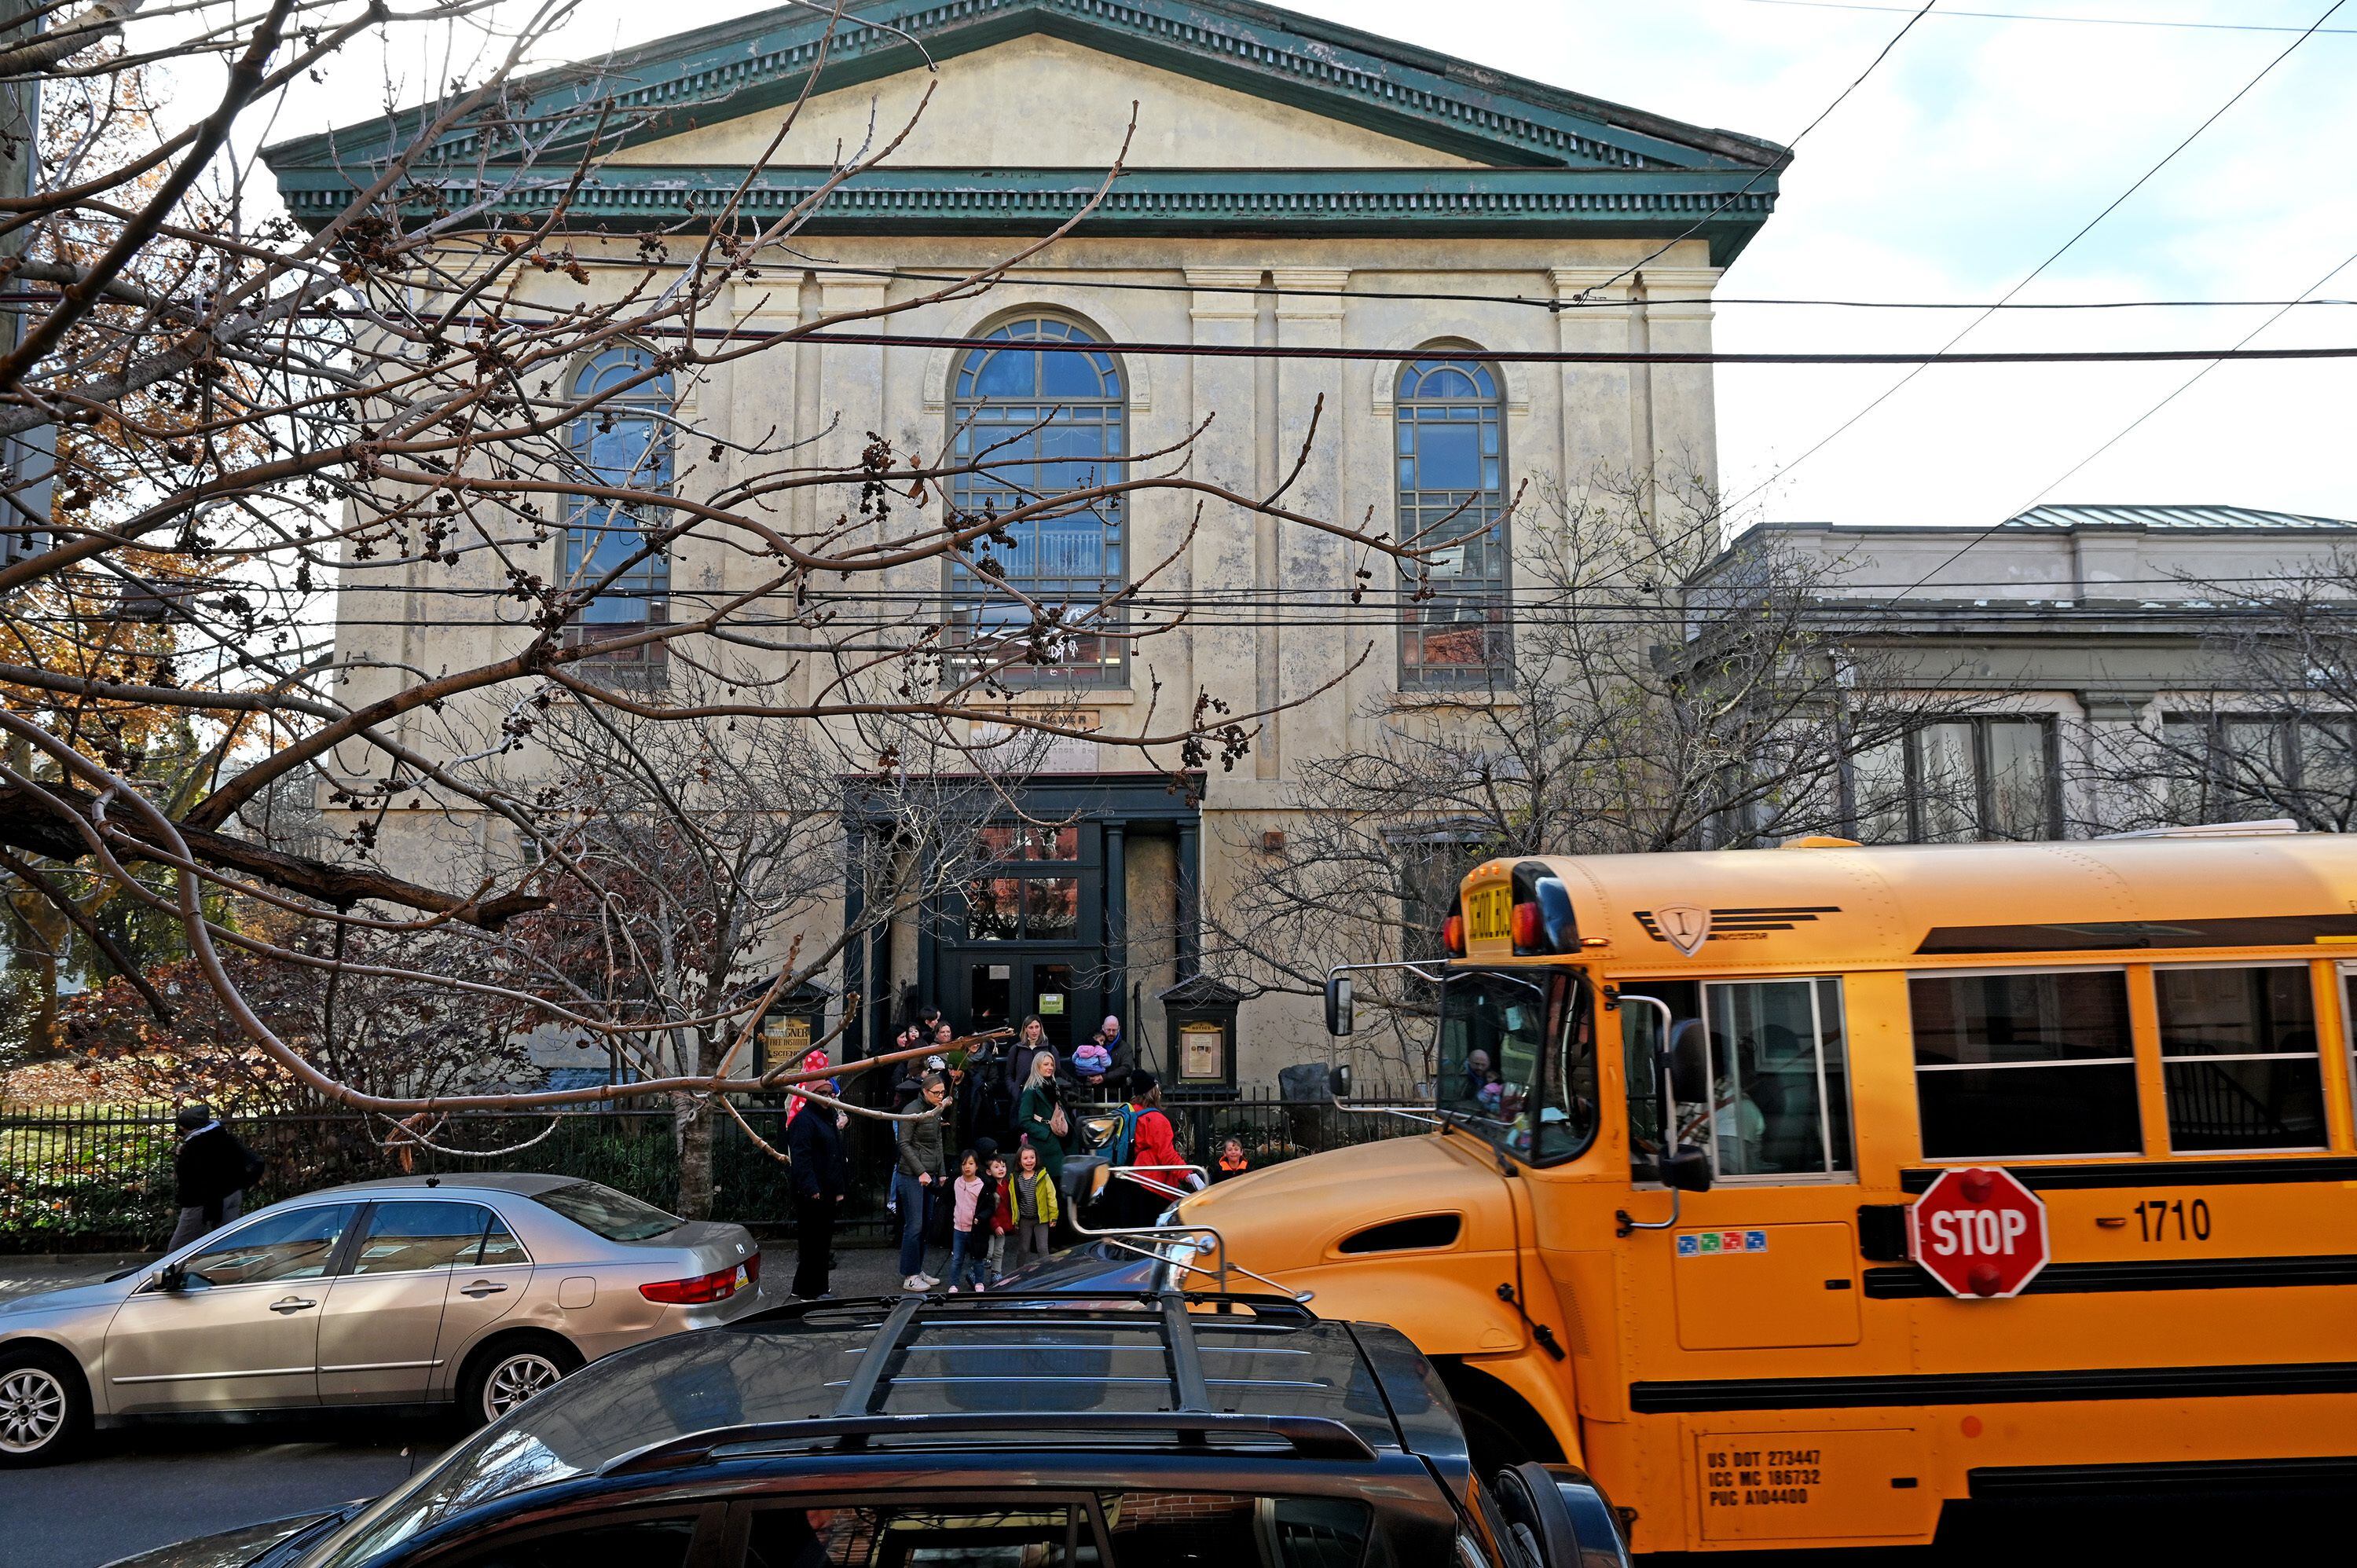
1438;1361;1563;1475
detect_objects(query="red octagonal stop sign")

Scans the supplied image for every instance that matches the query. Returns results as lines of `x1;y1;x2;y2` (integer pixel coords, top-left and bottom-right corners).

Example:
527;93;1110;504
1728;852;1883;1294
1909;1166;2050;1299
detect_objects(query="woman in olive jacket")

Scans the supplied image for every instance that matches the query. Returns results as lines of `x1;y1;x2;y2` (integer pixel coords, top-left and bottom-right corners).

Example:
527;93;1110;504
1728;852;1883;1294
1013;1046;1073;1189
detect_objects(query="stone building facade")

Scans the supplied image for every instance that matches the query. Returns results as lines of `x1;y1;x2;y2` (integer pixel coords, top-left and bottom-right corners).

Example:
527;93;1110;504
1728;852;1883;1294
267;0;1787;1086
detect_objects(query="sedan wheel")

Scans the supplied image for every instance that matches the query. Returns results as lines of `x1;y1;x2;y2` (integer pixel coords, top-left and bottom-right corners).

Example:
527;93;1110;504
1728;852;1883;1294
0;1365;71;1459
480;1350;565;1420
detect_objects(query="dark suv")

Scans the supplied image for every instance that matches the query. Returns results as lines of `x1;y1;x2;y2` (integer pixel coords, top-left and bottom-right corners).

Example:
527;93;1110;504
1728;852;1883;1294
121;1291;1628;1568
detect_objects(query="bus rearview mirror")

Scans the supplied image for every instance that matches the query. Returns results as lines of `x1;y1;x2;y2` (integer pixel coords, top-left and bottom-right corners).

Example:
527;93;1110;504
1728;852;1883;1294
1323;975;1354;1036
1328;1063;1354;1100
1661;1145;1714;1194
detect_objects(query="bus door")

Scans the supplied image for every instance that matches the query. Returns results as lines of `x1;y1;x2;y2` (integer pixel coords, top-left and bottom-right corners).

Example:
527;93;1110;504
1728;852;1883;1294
1615;978;1933;1547
1621;976;1862;1352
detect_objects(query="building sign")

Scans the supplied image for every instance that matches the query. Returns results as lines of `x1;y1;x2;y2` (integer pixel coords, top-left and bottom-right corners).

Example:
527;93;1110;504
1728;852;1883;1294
1178;1021;1226;1083
758;1012;811;1075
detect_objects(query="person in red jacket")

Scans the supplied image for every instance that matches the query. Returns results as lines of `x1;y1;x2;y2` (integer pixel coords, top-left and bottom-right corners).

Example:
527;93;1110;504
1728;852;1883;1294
983;1151;1017;1284
1120;1073;1194;1226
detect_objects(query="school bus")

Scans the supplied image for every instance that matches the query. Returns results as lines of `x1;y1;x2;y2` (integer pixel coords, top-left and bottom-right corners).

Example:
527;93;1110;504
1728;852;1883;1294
1164;831;2357;1552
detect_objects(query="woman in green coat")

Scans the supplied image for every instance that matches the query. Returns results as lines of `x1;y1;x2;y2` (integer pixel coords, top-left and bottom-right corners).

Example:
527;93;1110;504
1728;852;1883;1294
1013;1044;1073;1188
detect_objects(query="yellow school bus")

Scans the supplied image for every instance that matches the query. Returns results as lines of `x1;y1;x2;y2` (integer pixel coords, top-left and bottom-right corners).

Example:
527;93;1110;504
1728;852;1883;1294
1168;831;2357;1552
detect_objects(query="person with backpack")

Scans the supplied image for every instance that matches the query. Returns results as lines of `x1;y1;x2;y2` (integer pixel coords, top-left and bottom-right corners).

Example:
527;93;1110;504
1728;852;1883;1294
167;1104;263;1251
1113;1072;1193;1228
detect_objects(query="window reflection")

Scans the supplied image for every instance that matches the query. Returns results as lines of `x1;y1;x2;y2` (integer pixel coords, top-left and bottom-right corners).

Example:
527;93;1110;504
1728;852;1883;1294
1395;354;1508;687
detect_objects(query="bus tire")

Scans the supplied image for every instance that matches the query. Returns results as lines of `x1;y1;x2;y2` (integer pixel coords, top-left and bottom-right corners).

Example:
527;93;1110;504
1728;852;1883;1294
1437;1359;1564;1473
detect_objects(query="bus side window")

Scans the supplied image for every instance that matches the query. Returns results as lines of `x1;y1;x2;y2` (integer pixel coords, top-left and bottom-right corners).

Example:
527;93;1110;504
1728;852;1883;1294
1909;969;2140;1159
1621;981;1701;1183
1701;978;1855;1179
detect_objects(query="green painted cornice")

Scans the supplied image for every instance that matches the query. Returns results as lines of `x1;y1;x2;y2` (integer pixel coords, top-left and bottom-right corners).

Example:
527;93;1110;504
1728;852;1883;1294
271;164;1777;265
264;0;1787;179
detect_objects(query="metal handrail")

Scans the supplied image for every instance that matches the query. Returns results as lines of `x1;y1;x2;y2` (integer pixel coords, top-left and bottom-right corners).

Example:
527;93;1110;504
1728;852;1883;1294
1066;1200;1313;1304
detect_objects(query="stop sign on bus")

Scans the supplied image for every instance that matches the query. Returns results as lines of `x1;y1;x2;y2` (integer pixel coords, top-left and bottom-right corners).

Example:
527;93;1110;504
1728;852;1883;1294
1909;1166;2049;1299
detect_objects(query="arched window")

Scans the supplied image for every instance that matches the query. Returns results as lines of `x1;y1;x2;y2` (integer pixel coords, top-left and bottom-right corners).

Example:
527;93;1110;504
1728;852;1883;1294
563;345;673;668
948;316;1126;683
1395;353;1508;685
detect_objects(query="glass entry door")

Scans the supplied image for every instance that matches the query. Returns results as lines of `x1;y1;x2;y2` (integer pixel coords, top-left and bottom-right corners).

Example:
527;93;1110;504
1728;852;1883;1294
962;958;1084;1053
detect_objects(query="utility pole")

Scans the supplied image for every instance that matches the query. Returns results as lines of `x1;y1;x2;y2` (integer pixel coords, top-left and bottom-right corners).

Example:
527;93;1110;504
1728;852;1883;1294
0;0;52;568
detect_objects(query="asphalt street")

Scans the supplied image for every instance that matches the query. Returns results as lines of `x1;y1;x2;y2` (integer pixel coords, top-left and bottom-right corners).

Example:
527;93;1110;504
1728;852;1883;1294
0;1247;907;1568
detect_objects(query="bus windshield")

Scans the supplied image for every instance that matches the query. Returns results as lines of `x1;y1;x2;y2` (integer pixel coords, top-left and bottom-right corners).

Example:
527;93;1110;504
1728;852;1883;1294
1435;968;1598;1165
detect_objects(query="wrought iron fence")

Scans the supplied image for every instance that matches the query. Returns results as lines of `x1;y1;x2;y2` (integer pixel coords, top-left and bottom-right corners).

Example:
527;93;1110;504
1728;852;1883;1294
0;1085;1426;1255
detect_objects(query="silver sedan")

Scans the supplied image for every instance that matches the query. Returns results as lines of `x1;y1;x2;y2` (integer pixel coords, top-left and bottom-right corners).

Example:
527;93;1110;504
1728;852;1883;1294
0;1172;765;1465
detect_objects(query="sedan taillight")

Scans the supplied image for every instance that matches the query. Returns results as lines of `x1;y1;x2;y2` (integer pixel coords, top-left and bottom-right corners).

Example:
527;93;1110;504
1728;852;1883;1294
640;1253;757;1305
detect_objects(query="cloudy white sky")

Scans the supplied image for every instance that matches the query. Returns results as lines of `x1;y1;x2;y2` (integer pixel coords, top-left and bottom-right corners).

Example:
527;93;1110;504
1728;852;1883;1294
225;0;2357;532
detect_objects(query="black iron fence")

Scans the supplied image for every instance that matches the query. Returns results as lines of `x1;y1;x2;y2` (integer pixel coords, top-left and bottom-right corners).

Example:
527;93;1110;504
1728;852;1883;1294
0;1086;1422;1255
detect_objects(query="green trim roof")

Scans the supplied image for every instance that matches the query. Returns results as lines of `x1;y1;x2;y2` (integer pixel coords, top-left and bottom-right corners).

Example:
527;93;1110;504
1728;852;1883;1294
265;0;1786;258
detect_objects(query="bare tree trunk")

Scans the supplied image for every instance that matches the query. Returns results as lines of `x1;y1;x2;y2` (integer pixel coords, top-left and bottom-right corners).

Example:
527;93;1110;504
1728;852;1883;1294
674;1089;717;1221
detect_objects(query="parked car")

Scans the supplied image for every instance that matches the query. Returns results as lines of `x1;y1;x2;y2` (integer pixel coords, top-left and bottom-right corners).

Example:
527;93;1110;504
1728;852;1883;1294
0;1173;763;1465
104;1288;1630;1568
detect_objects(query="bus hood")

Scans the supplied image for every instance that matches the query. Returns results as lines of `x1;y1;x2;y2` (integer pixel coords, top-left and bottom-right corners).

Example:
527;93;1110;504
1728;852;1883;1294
1177;1131;1517;1277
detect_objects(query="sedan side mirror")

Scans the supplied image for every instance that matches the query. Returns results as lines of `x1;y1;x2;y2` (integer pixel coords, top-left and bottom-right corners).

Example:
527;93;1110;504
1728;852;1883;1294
1327;1063;1354;1100
156;1262;190;1293
1660;1145;1715;1194
1323;974;1354;1037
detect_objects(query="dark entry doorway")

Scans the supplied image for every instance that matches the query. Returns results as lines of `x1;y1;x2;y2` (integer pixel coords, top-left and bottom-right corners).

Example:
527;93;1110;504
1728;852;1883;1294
957;956;1084;1054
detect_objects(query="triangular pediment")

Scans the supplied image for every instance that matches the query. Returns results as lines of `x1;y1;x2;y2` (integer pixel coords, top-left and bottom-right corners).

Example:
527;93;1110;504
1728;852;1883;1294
266;0;1788;262
608;33;1479;171
269;0;1783;176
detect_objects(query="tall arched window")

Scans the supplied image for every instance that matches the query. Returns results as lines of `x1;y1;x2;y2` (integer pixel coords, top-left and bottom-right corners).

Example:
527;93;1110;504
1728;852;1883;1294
948;316;1127;683
563;345;673;669
1395;353;1508;685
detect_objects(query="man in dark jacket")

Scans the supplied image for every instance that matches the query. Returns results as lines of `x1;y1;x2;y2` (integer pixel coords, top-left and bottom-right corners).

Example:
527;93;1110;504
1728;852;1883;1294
167;1104;262;1251
784;1086;849;1299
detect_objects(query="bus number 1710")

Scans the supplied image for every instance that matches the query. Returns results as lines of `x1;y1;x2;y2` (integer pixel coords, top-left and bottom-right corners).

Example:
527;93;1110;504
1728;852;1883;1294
2132;1197;2212;1244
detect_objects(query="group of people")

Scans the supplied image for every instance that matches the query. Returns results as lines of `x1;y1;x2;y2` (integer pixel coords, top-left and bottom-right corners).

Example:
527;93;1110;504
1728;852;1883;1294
783;1003;1263;1298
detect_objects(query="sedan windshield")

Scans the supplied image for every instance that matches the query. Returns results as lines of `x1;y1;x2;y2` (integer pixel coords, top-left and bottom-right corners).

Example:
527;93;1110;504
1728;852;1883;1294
1435;969;1596;1165
533;1181;682;1242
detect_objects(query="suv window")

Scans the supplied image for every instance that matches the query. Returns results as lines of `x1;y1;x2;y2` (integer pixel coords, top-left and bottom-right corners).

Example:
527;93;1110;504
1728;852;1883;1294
1108;1494;1372;1568
441;1514;700;1568
533;1181;683;1242
743;1501;1094;1567
178;1203;360;1288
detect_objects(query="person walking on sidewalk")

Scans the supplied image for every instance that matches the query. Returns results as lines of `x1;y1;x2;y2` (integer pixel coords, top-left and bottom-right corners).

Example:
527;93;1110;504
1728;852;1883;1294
784;1059;849;1299
166;1104;263;1252
893;1074;950;1291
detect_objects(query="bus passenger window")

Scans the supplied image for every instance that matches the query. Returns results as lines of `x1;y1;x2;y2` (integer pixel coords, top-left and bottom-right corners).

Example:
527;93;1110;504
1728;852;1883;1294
2156;965;2327;1152
1702;979;1853;1178
1910;969;2140;1159
1622;980;1853;1181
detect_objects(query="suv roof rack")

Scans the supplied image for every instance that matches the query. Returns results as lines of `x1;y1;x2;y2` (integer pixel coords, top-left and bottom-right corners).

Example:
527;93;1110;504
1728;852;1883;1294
602;1290;1364;1478
598;1410;1377;1478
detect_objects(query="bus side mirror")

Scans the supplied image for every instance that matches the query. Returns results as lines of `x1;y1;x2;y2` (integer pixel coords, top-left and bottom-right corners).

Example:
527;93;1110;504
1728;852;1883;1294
1328;1064;1353;1100
1323;974;1354;1037
1661;1146;1714;1194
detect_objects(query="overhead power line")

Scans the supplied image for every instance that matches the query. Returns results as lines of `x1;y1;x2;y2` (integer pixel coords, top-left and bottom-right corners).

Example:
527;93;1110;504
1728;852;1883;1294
1736;0;2357;32
1728;0;2352;510
775;328;2357;365
1585;0;1939;297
